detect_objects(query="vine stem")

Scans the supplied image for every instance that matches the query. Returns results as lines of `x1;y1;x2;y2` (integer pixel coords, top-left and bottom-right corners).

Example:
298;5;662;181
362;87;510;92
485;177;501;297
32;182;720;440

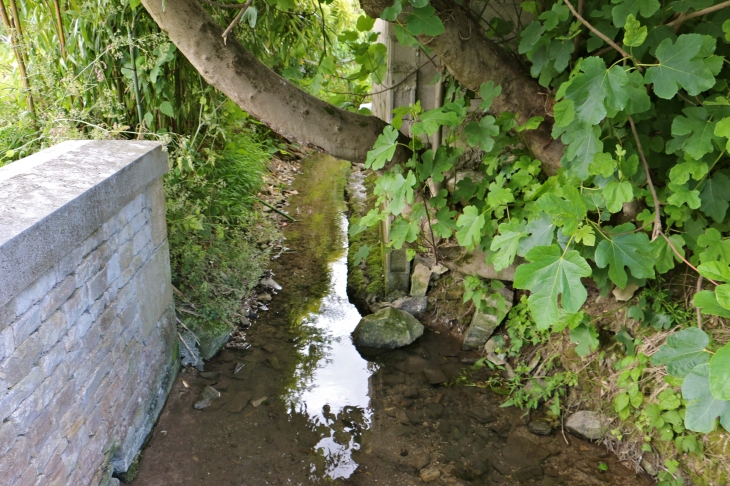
696;276;704;330
563;0;631;60
667;0;730;28
627;116;662;241
221;0;252;44
659;231;718;286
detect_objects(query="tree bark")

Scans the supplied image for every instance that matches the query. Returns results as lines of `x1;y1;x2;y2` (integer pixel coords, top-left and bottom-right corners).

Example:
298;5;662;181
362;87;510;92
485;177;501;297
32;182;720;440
140;0;407;164
361;0;563;174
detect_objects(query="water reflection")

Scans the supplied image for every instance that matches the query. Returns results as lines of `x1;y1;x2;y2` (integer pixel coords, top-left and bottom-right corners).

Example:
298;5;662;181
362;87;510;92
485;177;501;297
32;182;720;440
284;214;375;479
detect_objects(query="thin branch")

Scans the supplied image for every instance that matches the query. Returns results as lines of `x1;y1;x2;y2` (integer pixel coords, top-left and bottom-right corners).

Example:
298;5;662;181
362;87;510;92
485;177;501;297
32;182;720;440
627;116;662;241
202;0;254;8
667;0;730;28
659;231;718;286
563;0;631;60
325;57;434;97
254;196;297;222
221;0;252;44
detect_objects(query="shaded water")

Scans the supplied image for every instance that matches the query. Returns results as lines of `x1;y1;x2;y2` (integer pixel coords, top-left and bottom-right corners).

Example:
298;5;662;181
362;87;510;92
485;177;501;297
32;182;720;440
133;155;651;486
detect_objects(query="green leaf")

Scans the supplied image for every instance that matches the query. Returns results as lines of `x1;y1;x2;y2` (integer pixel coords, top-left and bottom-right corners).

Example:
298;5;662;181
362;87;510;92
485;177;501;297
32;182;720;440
623;14;647;47
668;183;702;209
653;328;710;378
682;363;730;433
158;101;174;118
668;159;708;185
670;107;719;160
562;124;604;180
516;116;544;132
490;222;527;272
698;228;730;264
412;107;461;136
604;181;634;213
519;21;545;54
698;261;730;282
565;57;629;125
417;148;454;183
594;223;654;288
381;0;403;21
143;112;153;127
714;117;730;151
571;322;599;356
356;15;376;31
616;328;636;355
479;81;502;111
432;207;458;238
456;206;485;250
405;6;445;37
710;343;730;400
645;34;717;99
694;290;730;318
611;0;660;27
514;245;592;329
351;245;371;266
365;126;399;170
715;283;730;310
700;173;730;223
553;99;575;128
464;116;499;151
535;186;587;236
389;217;419;248
375;170;416;215
517;212;556;256
589;152;616;178
652;234;685;274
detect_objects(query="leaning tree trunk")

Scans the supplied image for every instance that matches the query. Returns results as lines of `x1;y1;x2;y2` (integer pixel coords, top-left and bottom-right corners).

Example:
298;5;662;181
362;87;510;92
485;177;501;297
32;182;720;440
141;0;563;173
140;0;402;164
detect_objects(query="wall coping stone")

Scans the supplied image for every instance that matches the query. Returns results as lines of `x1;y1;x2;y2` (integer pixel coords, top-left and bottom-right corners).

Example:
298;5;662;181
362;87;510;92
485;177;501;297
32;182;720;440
0;140;166;310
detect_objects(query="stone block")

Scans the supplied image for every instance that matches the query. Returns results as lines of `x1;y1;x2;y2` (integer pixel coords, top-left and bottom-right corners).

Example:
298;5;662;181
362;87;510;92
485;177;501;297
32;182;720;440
74;250;102;289
0;297;17;330
12;305;41;347
2;333;43;387
410;262;432;297
56;246;86;285
14;271;56;319
384;248;411;295
38;310;66;354
39;275;76;321
462;286;514;350
9;386;44;435
0;435;30;485
86;265;109;304
134;244;172;334
132;225;152;256
62;287;89;329
0;325;14;362
39;342;66;379
106;252;122;288
0;420;18;456
39;362;71;408
148;180;168;248
130;211;147;234
0;367;44;423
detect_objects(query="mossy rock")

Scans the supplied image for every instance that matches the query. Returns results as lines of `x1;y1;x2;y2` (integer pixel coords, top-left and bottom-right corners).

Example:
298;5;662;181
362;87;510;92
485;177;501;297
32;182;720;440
352;307;424;348
186;318;230;360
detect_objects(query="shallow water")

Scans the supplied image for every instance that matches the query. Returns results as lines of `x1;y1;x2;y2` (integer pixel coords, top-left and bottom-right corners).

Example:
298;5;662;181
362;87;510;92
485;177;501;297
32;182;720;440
133;154;651;486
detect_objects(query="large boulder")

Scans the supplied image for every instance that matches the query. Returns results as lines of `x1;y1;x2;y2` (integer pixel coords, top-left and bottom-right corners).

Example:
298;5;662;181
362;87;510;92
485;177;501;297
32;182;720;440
352;307;424;348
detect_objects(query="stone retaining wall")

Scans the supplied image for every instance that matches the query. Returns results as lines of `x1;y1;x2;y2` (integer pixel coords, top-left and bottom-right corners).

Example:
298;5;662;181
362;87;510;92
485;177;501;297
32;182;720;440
0;141;178;485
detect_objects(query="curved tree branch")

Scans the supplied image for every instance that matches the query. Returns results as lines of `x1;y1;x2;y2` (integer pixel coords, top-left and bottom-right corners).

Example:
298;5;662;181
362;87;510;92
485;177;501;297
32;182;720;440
140;0;409;164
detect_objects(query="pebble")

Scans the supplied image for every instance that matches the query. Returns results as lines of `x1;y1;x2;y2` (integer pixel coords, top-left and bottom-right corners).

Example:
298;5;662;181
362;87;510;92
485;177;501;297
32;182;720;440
528;419;553;436
251;396;267;407
423;367;448;385
258;293;272;302
260;277;282;290
193;386;221;410
234;362;245;374
420;466;441;482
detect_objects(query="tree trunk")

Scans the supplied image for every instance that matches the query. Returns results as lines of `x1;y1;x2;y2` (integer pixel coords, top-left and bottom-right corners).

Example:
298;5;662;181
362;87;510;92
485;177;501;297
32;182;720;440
361;0;563;174
140;0;406;164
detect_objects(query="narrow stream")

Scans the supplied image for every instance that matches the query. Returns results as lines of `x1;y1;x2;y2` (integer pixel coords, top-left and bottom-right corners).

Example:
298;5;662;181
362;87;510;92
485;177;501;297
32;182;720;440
133;155;651;486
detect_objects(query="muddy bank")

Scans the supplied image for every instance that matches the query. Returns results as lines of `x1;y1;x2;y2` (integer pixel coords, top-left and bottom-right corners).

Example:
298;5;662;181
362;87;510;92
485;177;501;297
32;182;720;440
132;155;651;485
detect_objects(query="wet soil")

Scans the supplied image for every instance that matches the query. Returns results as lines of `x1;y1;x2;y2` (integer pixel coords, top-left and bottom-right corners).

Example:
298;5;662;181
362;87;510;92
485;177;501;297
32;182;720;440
132;155;652;486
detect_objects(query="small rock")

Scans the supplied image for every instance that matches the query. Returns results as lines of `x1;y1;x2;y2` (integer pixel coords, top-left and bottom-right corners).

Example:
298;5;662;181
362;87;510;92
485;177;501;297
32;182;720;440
410;263;432;297
234;362;245;374
403;386;420;399
392;296;428;317
613;282;639;301
405;451;431;470
423;367;448;385
640;459;658;476
266;356;281;369
431;263;448;275
565;411;609;441
199;371;221;380
251;396;267;407
419;466;441;482
193;386;221;410
462;286;514;350
260;277;282;290
258;293;272;302
352;307;424;349
225;391;252;413
239;316;251;328
528;419;553;436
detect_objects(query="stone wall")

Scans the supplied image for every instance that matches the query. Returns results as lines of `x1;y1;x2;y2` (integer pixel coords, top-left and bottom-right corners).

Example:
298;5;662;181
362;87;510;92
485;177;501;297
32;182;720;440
0;141;178;485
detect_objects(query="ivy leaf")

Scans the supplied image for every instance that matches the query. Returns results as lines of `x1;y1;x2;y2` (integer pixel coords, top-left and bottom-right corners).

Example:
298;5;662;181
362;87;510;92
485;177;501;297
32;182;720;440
710;343;730;400
356;15;376;31
514;245;592;329
417;148;454;183
604;181;634;213
381;0;403;21
405;6;445;37
652;327;710;378
574;225;596;246
365;126;399;170
667;183;702;209
700;173;730;223
412;107;460;136
645;34;717;99
487;177;515;209
698;261;730;282
519;21;545;54
351;245;371;266
714;117;730;151
715;283;730;310
553;99;575;128
698;228;730;264
479;81;502;111
432;207;458;238
682;363;730;433
464;116;499;151
668;159;708;185
562;124;604;181
375;170;416;215
571;322;599;356
535;187;587;236
611;0;660;27
389;216;419;248
623;14;647;47
565;57;629;125
670;107;719;160
594;223;654;288
490;222;527;272
694;290;730;318
652;234;685;274
456;206;485;250
589;152;617;178
518;212;556;256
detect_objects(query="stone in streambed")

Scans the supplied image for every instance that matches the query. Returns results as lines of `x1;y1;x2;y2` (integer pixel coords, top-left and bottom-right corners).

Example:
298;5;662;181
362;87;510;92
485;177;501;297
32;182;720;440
462;286;514;350
420;466;441;482
225;391;252;413
352;307;424;348
193;385;221;410
410;263;432;297
392;296;428;317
